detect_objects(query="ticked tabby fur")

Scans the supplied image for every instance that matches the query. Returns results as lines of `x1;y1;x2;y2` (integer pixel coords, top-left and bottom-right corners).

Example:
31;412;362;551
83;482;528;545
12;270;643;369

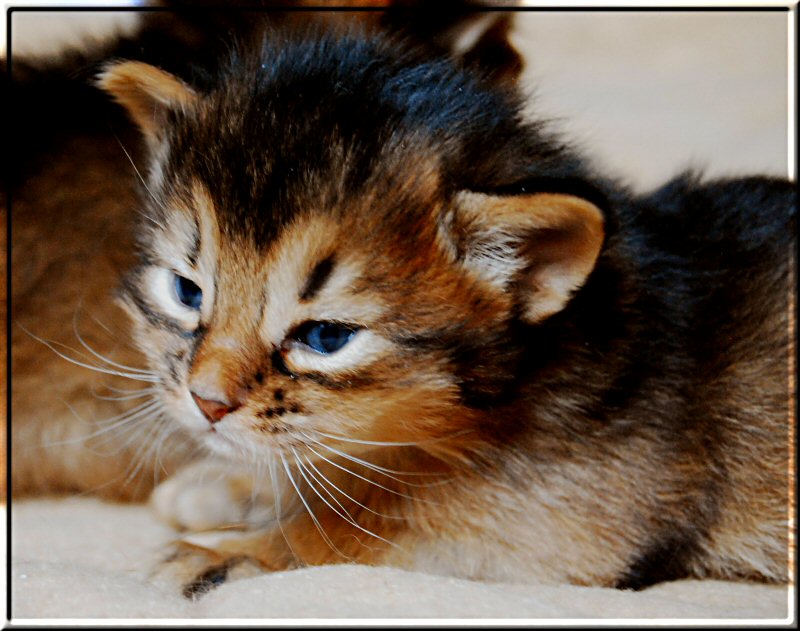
10;14;794;594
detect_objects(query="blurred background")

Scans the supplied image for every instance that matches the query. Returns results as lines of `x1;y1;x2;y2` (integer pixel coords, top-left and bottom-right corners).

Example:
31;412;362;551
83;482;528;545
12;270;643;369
514;10;791;191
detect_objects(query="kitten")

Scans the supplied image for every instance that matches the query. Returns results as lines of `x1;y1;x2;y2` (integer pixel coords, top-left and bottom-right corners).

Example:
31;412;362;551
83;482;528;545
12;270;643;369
8;2;517;501
11;11;793;594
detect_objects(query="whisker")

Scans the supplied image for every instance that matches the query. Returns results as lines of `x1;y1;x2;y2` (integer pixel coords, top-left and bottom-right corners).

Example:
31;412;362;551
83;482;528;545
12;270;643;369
84;310;146;355
122;410;169;486
301;453;406;521
113;134;169;231
42;399;161;447
93;398;161;427
91;386;159;402
71;308;154;375
91;403;167;456
18;325;160;383
302;433;452;484
268;451;299;564
312;431;425;447
313;428;473;448
63;408;178;499
249;454;273;523
280;452;351;561
151;421;179;486
303;443;439;506
54;402;166;477
95;383;158;395
292;450;392;554
291;452;359;532
291;450;356;524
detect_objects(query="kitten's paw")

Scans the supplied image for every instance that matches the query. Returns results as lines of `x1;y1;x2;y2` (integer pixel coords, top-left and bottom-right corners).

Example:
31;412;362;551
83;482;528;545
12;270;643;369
152;532;265;599
151;460;274;531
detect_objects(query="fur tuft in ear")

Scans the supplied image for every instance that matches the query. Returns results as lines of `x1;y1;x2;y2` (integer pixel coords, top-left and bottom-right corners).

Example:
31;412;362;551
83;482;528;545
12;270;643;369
451;191;605;323
96;61;197;143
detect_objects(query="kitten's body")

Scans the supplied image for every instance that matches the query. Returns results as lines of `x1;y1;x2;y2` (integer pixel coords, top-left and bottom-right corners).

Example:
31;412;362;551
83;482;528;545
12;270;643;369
10;11;794;592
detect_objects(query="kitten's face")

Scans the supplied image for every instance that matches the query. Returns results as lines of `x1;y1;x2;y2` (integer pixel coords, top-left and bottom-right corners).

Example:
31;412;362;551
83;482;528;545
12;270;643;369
124;170;494;461
104;34;605;465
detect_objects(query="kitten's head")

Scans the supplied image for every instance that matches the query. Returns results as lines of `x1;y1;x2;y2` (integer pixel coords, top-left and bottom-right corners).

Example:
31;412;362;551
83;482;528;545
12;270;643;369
97;31;605;466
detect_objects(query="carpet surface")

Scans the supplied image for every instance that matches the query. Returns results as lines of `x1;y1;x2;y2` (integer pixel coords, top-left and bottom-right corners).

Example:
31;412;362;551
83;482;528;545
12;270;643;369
9;497;793;621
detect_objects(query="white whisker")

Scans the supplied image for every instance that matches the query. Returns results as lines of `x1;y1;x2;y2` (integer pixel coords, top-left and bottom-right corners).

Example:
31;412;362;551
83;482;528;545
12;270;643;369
91;386;159;402
151;421;179;485
313;428;473;448
293;449;405;553
84;310;145;355
280;452;351;561
268;451;299;564
93;398;161;427
301;453;406;521
42;399;161;447
94;383;157;395
302;433;452;485
122;411;169;486
304;443;438;506
312;430;425;447
93;403;167;456
71;308;154;375
291;451;358;530
18;324;160;383
113;134;168;231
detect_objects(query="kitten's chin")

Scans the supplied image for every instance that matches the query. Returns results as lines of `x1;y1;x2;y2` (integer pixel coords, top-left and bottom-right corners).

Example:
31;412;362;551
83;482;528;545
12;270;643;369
198;429;245;460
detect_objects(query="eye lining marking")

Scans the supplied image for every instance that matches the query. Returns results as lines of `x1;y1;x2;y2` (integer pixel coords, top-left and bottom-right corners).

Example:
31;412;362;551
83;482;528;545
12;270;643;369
291;321;358;355
173;273;203;310
120;272;196;339
282;325;392;379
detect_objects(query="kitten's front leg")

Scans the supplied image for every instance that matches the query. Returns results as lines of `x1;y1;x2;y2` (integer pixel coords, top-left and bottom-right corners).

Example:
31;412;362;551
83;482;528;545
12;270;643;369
153;506;400;598
152;527;296;598
151;474;404;597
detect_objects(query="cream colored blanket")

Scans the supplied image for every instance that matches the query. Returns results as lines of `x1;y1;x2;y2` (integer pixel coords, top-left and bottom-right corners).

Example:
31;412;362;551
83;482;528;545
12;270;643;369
7;498;793;621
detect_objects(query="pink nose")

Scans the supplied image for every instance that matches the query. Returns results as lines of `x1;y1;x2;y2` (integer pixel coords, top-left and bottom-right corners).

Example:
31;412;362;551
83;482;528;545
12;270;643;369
191;392;239;423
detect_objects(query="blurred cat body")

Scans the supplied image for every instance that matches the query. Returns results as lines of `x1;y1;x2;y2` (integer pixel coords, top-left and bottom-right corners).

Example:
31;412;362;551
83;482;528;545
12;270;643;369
10;11;793;592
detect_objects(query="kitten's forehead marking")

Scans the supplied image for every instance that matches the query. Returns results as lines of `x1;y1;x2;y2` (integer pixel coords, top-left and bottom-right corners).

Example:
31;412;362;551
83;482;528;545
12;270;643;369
300;254;335;302
150;212;196;276
153;180;217;270
260;214;385;345
260;214;340;344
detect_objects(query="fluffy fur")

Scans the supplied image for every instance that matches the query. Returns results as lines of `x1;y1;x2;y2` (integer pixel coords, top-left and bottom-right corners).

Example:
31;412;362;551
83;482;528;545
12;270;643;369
10;9;794;595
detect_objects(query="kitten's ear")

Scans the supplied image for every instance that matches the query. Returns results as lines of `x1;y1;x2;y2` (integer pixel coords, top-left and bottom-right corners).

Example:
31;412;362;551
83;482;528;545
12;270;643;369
450;191;605;323
96;61;198;143
436;11;523;84
380;3;524;84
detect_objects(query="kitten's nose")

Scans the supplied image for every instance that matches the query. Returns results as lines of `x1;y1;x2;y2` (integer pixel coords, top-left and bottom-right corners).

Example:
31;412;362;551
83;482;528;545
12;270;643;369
191;391;240;424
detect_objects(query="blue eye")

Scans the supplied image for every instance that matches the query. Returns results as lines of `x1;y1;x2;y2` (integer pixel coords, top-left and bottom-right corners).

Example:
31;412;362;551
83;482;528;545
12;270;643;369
173;274;202;310
295;321;357;354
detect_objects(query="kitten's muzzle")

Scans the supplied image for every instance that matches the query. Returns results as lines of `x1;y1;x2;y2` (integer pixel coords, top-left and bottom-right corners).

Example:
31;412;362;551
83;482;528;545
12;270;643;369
191;391;241;423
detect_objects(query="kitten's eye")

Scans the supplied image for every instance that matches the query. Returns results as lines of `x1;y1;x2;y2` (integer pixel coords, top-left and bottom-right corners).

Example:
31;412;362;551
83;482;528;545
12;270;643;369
294;321;357;354
173;274;202;310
